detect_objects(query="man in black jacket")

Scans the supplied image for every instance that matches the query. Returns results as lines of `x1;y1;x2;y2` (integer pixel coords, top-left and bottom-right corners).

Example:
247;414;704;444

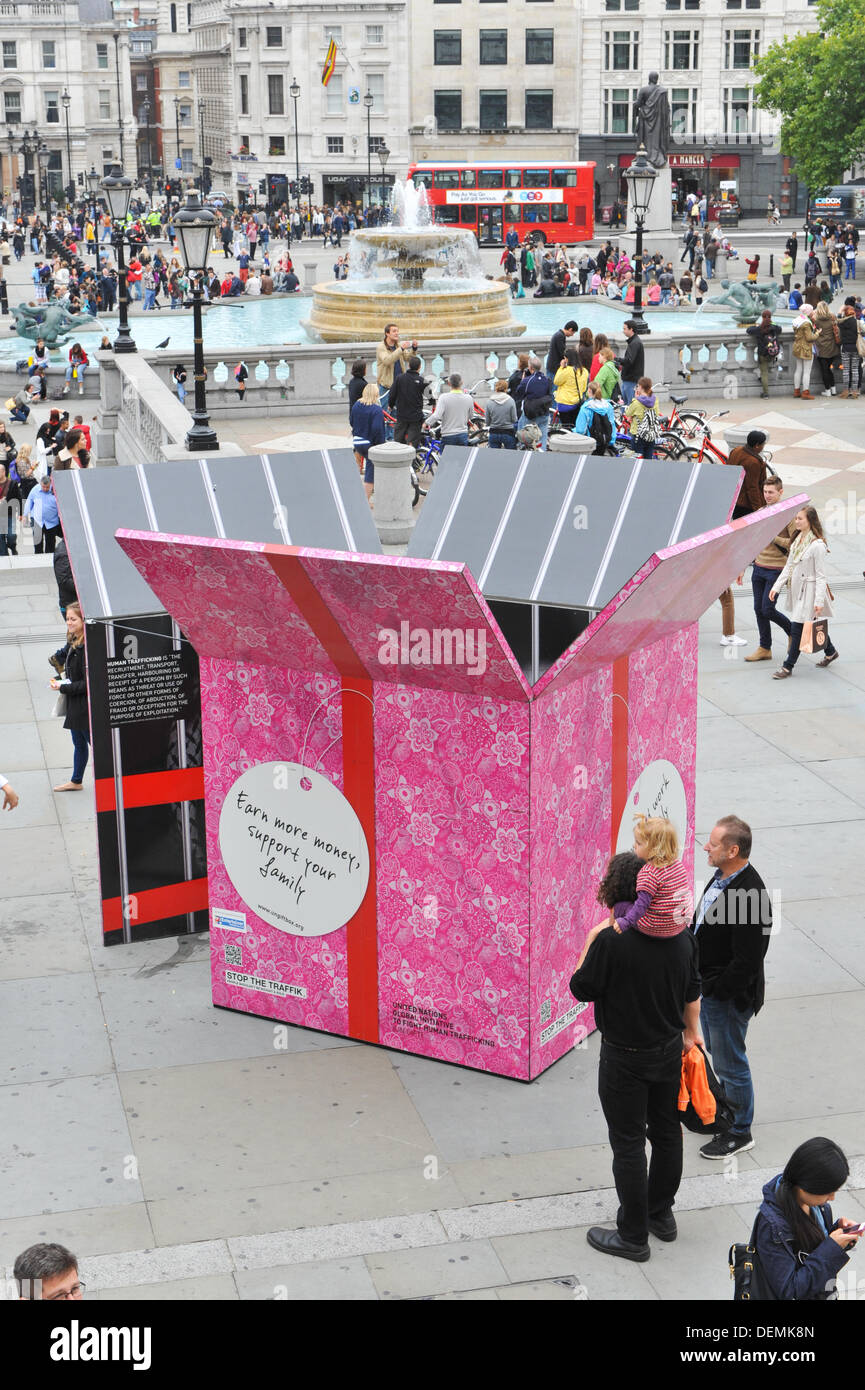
619;321;644;404
569;914;702;1261
691;815;772;1160
545;320;578;375
388;356;426;449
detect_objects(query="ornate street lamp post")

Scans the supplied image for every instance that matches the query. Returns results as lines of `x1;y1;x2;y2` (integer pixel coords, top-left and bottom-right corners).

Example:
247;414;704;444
174;190;219;452
61;89;73;205
377;142;389;212
623;144;658;336
87;165;101;274
101;164;136;353
363;90;373;214
290;79;301;228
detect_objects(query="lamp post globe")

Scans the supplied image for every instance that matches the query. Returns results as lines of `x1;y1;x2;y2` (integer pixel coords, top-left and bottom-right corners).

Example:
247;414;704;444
175;191;219;452
622;144;658;335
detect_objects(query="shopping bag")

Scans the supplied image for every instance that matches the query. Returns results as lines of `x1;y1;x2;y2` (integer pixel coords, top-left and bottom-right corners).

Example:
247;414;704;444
799;621;814;653
810;618;829;654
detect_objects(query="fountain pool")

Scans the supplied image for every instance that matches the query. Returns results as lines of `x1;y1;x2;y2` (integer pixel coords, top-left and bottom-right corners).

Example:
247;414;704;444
0;297;742;364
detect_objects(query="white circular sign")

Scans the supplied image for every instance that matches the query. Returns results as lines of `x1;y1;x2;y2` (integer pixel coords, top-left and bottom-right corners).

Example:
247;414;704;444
615;759;688;856
218;762;370;936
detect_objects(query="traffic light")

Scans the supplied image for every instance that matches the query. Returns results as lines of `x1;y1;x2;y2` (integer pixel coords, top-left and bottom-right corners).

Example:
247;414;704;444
258;179;267;195
300;176;312;196
289;180;297;198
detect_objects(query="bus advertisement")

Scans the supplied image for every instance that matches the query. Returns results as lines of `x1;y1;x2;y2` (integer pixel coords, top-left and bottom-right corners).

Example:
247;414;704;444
408;161;596;246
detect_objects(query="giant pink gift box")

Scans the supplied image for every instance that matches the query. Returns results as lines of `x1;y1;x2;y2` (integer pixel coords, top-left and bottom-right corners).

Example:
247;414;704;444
118;497;801;1080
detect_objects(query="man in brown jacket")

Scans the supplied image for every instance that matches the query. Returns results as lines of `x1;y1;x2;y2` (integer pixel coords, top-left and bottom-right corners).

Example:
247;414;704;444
727;430;768;519
375;323;418;438
745;475;795;662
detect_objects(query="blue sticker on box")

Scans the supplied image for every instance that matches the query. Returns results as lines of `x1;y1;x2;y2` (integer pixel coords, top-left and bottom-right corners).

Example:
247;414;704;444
213;908;247;933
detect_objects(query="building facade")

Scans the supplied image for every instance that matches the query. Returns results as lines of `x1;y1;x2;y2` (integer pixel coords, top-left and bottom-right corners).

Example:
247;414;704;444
579;0;819;220
219;0;409;210
409;0;579;163
0;0;134;212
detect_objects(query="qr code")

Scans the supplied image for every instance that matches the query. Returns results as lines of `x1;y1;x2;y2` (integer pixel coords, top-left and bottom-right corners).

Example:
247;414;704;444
224;943;242;967
540;998;552;1023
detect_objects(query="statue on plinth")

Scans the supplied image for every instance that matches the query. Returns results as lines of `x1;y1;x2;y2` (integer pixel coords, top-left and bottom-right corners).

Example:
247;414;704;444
634;73;671;169
707;279;783;324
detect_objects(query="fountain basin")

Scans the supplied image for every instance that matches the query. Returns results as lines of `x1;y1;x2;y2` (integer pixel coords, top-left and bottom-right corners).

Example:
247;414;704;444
304;280;526;343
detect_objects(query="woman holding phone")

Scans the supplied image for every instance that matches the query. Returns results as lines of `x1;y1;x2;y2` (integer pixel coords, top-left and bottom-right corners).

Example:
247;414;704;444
753;1138;860;1300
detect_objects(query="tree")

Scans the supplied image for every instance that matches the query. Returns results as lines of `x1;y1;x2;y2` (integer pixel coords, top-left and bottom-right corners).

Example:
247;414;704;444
754;0;865;194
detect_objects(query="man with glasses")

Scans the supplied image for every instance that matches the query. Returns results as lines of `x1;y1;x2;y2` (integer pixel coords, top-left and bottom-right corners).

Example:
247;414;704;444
14;1242;85;1300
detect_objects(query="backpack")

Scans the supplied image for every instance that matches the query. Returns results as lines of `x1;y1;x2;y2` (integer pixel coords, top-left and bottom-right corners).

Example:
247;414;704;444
678;1044;735;1135
729;1215;778;1302
765;333;780;359
587;409;614;455
635;404;660;442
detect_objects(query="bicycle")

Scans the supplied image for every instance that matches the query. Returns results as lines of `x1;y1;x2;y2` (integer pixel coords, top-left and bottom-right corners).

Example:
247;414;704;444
675;421;773;468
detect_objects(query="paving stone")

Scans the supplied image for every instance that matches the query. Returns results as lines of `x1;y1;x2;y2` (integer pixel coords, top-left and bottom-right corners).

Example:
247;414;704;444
365;1238;509;1300
0;973;113;1084
491;1227;658;1300
91;1273;240;1301
0;1201;155;1265
234;1257;378;1301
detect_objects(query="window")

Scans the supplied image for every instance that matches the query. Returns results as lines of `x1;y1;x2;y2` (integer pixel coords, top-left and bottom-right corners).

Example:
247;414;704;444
326;73;343;114
4;90;21;123
526;29;554;62
664;29;699;68
671;86;697;135
477;168;502;188
665;0;700;7
365;24;384;44
369;135;387;152
42;40;56;69
327;135;344;154
434;90;462;130
179;71;191;88
505;168;522;187
551;204;569;222
45;90;59;123
238;27;247;48
181;146;193;174
480;30;507;63
265;26;283;48
605;0;640;10
179;103;191;126
434;206;460;224
433;170;459;188
2;40;15;68
136;74;148;91
524;168;550;187
603;86;635;134
525;90;553;128
269;136;285;155
727;0;761;7
239;133;249;150
504;203;520;222
723;84;753;133
604;30;639;70
96;42;108;69
725;28;759;68
239;74;248;114
324;25;342;41
170;2;177;31
434;30;462;63
98;90;111;119
462;169;476;186
268;73;284;115
479;90;507;128
131;38;153;54
367;73;384;111
460;206;476;224
551;168;577;187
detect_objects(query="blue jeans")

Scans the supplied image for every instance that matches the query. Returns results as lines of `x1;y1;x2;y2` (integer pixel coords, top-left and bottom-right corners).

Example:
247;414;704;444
65;364;86;384
700;995;755;1135
620;379;637;406
516;412;550;449
784;620;837;671
440;431;470;447
846;261;856;278
143;287;156;310
71;728;90;785
751;565;792;650
488;430;517;449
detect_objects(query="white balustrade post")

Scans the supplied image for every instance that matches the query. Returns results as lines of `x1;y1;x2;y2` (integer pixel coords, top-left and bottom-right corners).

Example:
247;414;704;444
368;440;415;545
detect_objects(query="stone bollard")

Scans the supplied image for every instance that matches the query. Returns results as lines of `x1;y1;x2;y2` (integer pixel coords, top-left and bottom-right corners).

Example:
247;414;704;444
369;440;415;546
303;261;318;290
547;431;596;456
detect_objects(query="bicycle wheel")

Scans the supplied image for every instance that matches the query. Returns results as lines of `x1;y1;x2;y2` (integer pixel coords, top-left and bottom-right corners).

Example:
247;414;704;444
678;412;711;440
657;430;689;458
653;437;683;461
674;446;704;464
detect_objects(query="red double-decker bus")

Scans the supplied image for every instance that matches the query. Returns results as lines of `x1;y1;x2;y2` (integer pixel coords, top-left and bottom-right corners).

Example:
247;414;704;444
408;160;595;246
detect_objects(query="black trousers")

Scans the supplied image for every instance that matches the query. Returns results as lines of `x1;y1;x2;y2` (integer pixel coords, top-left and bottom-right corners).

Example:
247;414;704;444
598;1036;684;1245
394;419;422;448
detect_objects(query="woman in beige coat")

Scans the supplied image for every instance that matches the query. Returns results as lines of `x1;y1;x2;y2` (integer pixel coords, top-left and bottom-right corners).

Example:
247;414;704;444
769;505;838;677
791;306;817;399
812;301;839;396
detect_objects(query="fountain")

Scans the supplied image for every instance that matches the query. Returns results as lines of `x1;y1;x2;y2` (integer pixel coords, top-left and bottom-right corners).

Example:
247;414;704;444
303;179;526;343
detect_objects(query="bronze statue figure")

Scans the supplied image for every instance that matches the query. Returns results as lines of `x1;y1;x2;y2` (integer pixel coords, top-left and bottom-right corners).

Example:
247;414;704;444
634;73;671;169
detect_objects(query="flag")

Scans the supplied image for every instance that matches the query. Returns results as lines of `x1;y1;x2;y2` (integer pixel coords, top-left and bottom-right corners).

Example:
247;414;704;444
322;37;337;86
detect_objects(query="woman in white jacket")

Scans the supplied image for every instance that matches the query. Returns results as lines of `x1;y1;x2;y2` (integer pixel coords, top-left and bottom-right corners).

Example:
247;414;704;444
769;505;838;678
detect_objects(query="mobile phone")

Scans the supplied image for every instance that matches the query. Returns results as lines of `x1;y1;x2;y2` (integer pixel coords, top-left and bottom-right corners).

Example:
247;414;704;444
843;1222;865;1235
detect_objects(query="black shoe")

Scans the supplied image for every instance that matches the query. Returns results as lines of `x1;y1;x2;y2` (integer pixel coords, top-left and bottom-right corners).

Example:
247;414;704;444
700;1131;753;1160
817;650;839;668
586;1227;650;1262
49;654;65;676
648;1214;678;1242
